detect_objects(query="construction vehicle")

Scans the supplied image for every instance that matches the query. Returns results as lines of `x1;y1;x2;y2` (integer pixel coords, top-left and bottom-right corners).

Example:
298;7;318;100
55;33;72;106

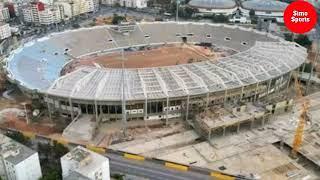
291;72;311;158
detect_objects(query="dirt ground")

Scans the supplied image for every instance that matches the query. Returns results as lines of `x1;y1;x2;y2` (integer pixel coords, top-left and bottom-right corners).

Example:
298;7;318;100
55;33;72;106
63;44;216;73
0;114;58;135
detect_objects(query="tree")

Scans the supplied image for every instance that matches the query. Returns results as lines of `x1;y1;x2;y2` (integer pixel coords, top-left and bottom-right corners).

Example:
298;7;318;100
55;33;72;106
37;142;69;180
5;131;30;146
112;14;126;25
249;10;255;17
294;35;312;49
72;23;80;29
39;168;60;180
112;174;125;180
284;33;293;42
52;141;69;159
181;6;198;19
212;14;229;23
113;2;121;7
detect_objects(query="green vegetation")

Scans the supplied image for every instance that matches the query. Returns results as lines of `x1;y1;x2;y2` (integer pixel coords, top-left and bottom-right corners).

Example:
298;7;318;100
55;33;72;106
5;131;30;146
284;34;312;49
211;14;229;23
38;141;69;180
112;174;125;180
300;63;314;73
112;14;126;25
294;35;312;49
39;168;60;180
249;10;258;24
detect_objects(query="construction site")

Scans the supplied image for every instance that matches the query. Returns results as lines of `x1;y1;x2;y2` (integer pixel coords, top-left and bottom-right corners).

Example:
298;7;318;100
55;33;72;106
1;21;320;179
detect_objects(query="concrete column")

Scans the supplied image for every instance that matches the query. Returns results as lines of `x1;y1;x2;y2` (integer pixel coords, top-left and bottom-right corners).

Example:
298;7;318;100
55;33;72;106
262;116;265;126
94;101;98;123
240;86;244;101
286;72;293;92
254;83;259;101
206;92;210;108
267;79;272;95
301;63;306;75
185;95;190;121
69;98;74;120
46;102;51;123
166;97;169;125
224;90;228;103
144;99;148;121
208;129;211;140
57;101;62;116
223;127;226;136
237;123;240;133
85;104;88;114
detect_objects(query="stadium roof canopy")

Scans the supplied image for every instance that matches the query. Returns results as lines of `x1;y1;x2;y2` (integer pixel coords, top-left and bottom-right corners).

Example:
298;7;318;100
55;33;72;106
188;0;236;9
241;0;289;12
6;22;307;101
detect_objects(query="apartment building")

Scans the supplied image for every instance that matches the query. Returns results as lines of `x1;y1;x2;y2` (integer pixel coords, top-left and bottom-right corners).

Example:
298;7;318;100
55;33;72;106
22;1;63;25
0;4;10;21
0;23;12;40
61;146;110;180
0;134;42;180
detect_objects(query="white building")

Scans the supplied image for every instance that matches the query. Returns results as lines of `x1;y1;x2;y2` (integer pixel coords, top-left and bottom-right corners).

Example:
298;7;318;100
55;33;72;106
70;0;96;16
0;23;12;40
101;0;148;8
0;5;10;21
61;146;110;180
22;1;63;25
39;6;63;25
0;134;42;180
55;1;73;20
230;16;251;24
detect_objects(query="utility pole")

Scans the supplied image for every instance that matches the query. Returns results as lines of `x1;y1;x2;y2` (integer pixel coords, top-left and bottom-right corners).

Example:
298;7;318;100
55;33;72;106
176;0;179;21
121;50;127;136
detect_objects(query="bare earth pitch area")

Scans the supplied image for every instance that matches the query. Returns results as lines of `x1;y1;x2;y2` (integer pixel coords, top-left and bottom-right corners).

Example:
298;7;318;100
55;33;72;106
63;44;217;73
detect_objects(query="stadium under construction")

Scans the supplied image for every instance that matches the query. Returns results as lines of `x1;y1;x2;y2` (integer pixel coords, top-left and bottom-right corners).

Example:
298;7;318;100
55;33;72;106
5;22;307;131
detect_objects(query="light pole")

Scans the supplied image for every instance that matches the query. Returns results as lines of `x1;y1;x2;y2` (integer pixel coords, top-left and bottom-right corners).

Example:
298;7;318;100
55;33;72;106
176;0;180;21
121;50;127;136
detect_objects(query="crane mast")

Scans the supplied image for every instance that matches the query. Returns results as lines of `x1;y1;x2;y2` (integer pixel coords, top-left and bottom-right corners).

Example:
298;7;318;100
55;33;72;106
291;72;310;158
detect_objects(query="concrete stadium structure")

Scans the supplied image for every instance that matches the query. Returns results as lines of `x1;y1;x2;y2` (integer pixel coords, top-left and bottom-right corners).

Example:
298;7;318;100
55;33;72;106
188;0;238;15
5;22;307;125
240;0;289;23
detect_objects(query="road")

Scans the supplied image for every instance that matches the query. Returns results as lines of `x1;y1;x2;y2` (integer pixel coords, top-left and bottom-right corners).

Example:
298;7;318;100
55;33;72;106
107;153;212;180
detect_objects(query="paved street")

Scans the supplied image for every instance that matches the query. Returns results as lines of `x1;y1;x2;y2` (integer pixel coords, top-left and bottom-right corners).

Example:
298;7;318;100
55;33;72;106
107;153;212;180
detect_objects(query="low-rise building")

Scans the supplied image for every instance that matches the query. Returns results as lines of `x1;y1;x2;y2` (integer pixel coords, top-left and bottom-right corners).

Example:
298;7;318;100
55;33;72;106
102;0;148;8
0;134;42;180
61;146;110;180
0;23;12;40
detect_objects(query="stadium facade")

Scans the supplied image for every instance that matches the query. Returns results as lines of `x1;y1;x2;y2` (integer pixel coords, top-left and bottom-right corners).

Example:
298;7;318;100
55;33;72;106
5;22;307;124
240;0;289;23
188;0;238;15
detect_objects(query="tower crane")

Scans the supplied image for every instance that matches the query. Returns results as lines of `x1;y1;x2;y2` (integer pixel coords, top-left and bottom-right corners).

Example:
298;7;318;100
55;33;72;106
291;72;311;158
